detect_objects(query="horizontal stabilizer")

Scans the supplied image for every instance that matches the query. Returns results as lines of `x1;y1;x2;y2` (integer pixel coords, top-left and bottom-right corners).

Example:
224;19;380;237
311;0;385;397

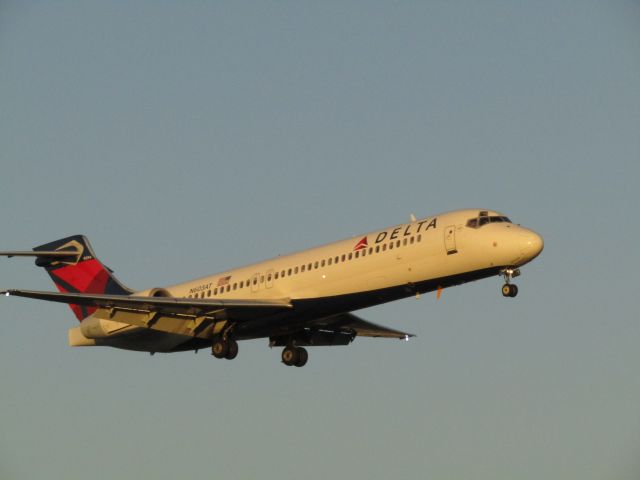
0;250;80;259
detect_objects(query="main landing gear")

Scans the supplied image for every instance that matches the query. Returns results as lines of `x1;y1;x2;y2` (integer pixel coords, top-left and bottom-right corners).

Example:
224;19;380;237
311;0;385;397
281;345;308;367
212;336;239;360
501;268;520;298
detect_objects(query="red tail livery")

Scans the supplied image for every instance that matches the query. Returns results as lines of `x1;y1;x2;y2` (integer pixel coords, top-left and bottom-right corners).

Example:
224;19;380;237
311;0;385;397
33;235;132;320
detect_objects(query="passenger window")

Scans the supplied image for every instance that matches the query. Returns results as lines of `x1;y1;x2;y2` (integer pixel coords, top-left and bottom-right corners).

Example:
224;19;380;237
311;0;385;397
362;249;366;257
389;242;394;250
294;266;299;274
396;240;401;247
288;268;292;276
275;272;279;280
341;254;346;262
368;247;373;255
376;245;380;253
301;265;306;272
355;251;359;258
335;256;340;263
233;283;237;290
308;263;312;270
207;290;211;297
417;234;422;242
328;258;332;266
348;253;353;260
403;238;408;246
382;244;387;251
314;261;319;269
214;288;218;295
321;259;325;267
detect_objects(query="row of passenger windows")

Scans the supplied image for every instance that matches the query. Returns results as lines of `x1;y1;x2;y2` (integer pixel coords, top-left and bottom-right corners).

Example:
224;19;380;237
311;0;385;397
187;233;423;298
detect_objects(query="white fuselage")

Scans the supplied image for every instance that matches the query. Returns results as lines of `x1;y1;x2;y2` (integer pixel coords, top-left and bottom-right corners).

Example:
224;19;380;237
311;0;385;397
80;209;543;351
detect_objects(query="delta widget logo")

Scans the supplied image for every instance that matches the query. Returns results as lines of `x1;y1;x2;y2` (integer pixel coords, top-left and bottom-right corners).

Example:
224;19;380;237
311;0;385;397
353;237;368;251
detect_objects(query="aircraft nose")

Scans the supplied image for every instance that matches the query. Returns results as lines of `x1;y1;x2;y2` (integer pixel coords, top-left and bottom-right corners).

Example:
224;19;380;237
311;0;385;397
520;229;544;260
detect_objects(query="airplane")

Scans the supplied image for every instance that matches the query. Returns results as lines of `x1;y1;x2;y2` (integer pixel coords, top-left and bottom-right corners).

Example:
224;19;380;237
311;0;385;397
0;209;543;367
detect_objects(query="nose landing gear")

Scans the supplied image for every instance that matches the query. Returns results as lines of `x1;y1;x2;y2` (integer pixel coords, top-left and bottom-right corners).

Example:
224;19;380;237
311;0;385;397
501;268;520;298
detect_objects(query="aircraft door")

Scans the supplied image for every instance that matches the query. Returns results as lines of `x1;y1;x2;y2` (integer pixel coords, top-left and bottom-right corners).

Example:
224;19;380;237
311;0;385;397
444;225;458;255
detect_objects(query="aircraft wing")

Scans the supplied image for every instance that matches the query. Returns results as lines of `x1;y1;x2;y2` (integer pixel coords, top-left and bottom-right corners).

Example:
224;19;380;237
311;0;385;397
2;290;411;342
1;289;291;318
311;312;415;339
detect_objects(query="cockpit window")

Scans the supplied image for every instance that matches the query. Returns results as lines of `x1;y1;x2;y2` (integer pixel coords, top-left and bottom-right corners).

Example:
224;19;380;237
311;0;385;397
489;216;512;223
466;214;512;228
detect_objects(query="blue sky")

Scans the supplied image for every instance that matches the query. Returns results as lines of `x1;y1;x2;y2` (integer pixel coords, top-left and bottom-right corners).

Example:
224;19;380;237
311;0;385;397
1;2;639;479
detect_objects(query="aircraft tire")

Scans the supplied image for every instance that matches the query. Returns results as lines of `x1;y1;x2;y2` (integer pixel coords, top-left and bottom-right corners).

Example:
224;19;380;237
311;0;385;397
212;339;229;359
282;346;299;366
225;339;239;360
295;347;308;367
502;284;511;297
509;284;518;297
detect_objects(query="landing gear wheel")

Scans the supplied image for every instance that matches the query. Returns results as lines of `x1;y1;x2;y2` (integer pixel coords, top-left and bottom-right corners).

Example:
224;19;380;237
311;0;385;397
295;347;308;367
501;268;521;298
225;339;239;360
212;339;228;359
502;284;518;297
282;346;299;366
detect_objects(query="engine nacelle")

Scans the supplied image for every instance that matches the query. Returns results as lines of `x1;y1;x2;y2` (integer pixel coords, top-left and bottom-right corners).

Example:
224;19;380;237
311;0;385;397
80;287;173;339
68;326;96;346
137;287;172;298
80;316;110;338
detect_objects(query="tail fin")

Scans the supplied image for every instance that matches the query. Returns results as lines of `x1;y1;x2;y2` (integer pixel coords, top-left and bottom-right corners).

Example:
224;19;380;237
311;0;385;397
33;235;132;320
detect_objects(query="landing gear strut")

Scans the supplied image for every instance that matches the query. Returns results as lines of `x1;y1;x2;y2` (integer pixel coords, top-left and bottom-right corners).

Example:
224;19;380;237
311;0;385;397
501;268;520;298
212;337;238;360
281;346;308;367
